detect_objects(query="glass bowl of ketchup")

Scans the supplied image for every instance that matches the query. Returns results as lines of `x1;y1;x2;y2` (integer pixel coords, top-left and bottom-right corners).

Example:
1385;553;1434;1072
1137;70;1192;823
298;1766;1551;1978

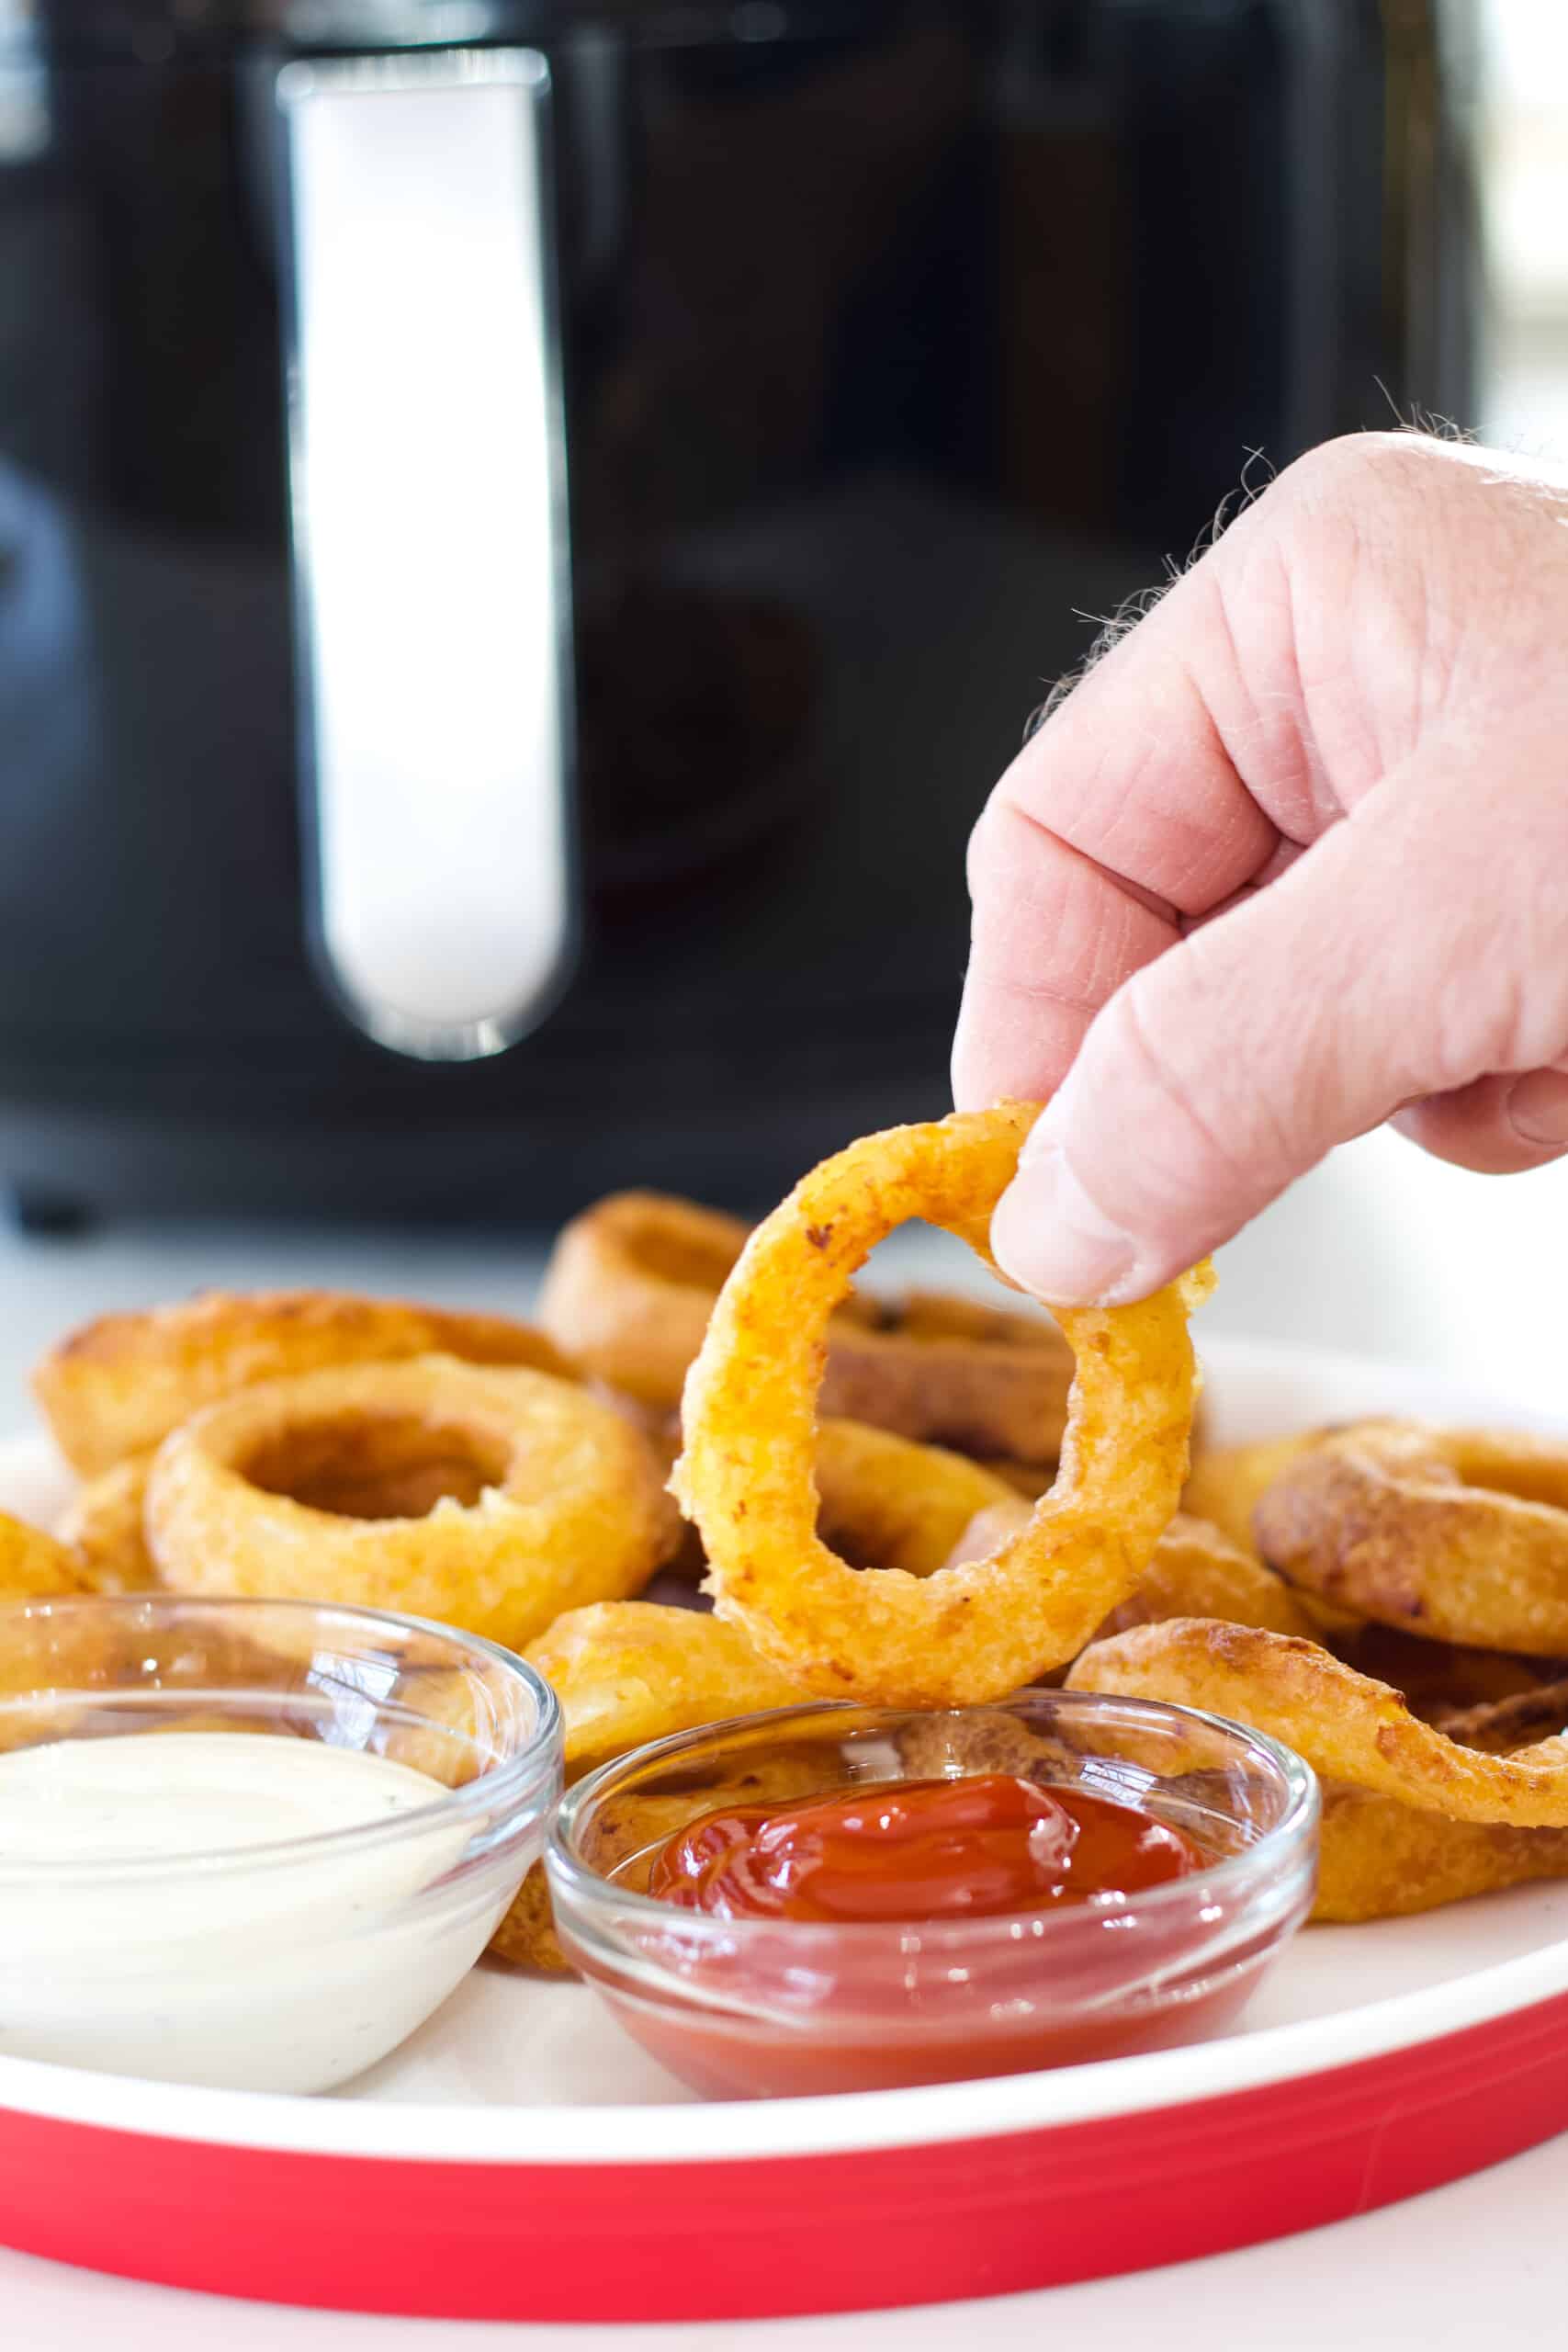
546;1690;1318;2099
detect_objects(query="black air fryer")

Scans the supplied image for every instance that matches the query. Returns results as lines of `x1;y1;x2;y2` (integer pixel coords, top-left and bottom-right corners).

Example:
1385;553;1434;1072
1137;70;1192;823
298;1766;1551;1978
0;0;1480;1221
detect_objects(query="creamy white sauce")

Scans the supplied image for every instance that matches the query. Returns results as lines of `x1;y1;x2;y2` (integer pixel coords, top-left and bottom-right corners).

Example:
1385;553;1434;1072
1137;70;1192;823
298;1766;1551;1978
0;1733;512;2094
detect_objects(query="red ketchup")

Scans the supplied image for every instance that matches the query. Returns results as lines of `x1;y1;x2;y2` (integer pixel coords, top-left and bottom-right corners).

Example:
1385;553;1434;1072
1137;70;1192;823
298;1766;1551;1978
648;1774;1207;1924
597;1773;1257;2098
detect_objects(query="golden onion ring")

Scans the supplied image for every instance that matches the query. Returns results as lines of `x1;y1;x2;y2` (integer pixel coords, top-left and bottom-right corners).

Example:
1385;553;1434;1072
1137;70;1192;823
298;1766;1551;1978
812;1420;1021;1577
1257;1420;1568;1654
145;1355;673;1649
1067;1616;1568;1827
34;1290;577;1478
1314;1781;1568;1921
0;1511;82;1601
941;1500;1317;1640
1181;1436;1313;1559
525;1600;808;1770
538;1188;1074;1468
672;1102;1209;1706
57;1454;159;1594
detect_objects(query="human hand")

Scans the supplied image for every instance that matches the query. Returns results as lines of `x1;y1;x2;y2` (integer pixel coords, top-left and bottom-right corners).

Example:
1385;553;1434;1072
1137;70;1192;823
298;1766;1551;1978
952;434;1568;1306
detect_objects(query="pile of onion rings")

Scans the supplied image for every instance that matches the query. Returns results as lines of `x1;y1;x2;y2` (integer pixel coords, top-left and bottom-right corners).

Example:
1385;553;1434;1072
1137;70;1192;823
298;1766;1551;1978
28;1125;1568;1944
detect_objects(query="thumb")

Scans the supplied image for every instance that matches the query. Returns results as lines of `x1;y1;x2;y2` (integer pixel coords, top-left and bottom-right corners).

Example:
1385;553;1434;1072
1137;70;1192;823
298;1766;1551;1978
989;749;1568;1306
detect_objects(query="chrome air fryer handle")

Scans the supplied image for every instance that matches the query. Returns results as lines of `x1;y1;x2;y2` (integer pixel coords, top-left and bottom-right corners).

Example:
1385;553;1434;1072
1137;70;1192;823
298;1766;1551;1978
277;50;573;1063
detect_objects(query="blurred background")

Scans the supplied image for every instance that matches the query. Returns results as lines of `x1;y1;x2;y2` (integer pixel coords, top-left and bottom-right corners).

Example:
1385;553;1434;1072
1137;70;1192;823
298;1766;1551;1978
0;0;1564;1415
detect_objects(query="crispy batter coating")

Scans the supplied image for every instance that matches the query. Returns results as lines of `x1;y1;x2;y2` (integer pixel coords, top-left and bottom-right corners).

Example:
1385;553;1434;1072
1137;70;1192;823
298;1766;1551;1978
673;1103;1209;1705
812;1421;1021;1577
942;1500;1317;1639
1257;1420;1568;1654
525;1601;809;1769
145;1355;675;1649
1182;1436;1313;1558
0;1511;82;1600
538;1188;1074;1466
1097;1512;1319;1640
57;1453;159;1593
1314;1781;1568;1920
1067;1617;1568;1826
35;1290;577;1477
487;1861;568;1973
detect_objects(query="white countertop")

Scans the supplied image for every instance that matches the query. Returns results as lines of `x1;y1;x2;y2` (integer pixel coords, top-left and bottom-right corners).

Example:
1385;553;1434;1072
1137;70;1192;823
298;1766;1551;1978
3;1125;1566;2344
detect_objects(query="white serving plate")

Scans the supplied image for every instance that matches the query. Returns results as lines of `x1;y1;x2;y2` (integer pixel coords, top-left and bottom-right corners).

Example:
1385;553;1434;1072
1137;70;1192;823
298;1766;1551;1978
0;1338;1565;2324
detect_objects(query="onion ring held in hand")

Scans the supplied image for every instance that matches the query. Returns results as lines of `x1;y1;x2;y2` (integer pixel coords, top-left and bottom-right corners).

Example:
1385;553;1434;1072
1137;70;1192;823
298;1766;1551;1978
145;1356;674;1649
537;1188;1075;1468
34;1291;578;1478
671;1103;1209;1706
1256;1421;1568;1655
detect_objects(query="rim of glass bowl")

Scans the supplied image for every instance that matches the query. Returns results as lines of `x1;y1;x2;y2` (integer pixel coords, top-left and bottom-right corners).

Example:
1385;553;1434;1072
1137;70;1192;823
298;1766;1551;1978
547;1689;1320;1952
0;1593;562;1880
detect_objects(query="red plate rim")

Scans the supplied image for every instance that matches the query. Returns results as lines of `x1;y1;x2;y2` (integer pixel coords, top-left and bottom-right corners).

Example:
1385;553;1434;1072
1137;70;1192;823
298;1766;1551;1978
3;1970;1568;2320
1;1926;1566;2165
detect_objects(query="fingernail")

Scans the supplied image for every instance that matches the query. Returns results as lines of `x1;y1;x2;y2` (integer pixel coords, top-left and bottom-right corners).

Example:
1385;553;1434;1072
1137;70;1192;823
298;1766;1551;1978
1506;1069;1568;1148
991;1146;1139;1306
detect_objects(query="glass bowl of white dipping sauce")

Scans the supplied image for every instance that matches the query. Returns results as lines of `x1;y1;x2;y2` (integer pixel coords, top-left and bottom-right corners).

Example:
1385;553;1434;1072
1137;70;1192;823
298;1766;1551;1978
0;1594;560;2093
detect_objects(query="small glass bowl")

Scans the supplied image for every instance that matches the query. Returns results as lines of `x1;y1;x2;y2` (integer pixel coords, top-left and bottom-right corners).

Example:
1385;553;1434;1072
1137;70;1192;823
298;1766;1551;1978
547;1690;1318;2099
0;1594;560;2093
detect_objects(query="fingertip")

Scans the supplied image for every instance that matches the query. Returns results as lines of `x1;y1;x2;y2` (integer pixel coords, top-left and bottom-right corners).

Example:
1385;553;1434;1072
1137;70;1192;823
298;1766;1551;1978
989;1150;1154;1309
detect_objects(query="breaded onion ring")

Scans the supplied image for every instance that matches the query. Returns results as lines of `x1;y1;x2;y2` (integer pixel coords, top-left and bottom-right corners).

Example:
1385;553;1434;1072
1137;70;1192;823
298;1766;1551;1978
57;1454;159;1593
1181;1436;1312;1559
1256;1420;1568;1654
1067;1617;1568;1827
1314;1782;1568;1921
1097;1512;1319;1641
538;1189;1074;1466
672;1103;1209;1706
627;1413;1021;1588
812;1421;1020;1577
488;1863;569;1974
1315;1679;1568;1918
145;1356;673;1648
0;1512;81;1600
35;1290;576;1478
525;1600;808;1770
942;1500;1317;1640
